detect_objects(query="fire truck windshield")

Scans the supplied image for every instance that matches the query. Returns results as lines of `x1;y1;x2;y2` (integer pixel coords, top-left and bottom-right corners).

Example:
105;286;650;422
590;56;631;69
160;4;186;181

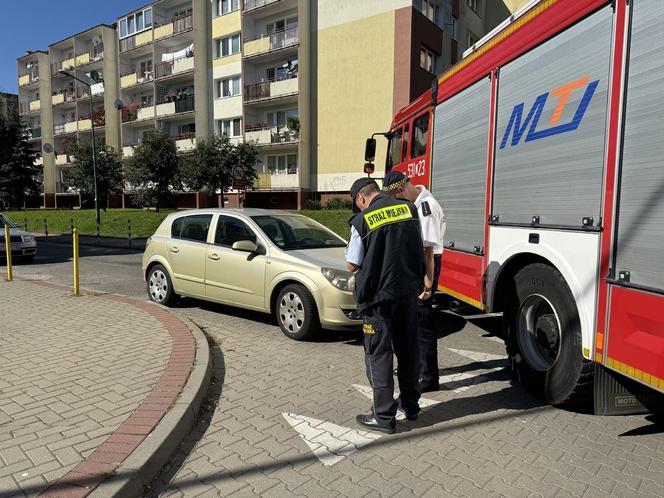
386;128;403;169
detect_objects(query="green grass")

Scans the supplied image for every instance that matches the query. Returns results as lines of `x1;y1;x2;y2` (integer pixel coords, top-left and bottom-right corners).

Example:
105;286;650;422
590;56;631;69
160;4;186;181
3;208;352;239
4;209;174;238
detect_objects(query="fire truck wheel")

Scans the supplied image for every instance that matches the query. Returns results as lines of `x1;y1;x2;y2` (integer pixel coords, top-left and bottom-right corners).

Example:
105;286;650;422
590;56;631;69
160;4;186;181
505;263;592;405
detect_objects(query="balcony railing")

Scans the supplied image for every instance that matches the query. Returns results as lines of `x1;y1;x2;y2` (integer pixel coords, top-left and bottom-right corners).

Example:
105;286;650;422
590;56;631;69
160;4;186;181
19;71;39;86
155;54;194;79
154;13;193;40
244;0;280;11
120;69;154;88
244;124;298;145
52;89;77;105
51;56;76;76
75;45;104;67
244;26;298;57
156;94;195;116
28;127;42;139
244;73;298;102
19;102;31;114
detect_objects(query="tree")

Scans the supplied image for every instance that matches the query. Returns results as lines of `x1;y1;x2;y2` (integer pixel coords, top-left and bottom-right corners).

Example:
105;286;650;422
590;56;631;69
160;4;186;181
64;141;124;209
180;135;258;207
0;111;40;210
124;130;181;210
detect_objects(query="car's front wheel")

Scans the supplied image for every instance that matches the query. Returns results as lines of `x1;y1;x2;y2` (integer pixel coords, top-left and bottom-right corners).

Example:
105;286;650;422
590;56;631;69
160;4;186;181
275;284;320;341
147;264;178;306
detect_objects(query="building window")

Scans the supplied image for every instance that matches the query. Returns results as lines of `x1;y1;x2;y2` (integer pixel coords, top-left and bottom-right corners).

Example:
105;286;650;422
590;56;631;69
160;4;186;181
217;118;242;138
466;30;478;49
420;0;437;23
119;7;153;39
420;47;437;74
216;34;241;58
216;76;241;98
216;0;240;16
467;0;480;14
412;113;429;158
265;154;297;174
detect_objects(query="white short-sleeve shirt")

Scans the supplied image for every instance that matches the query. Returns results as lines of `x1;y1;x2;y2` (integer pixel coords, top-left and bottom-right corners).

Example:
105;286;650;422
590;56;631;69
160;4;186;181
345;225;365;266
414;186;446;255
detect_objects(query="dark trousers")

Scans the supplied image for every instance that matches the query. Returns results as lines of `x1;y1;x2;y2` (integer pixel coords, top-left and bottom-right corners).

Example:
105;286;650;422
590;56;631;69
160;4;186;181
417;254;442;383
363;295;420;423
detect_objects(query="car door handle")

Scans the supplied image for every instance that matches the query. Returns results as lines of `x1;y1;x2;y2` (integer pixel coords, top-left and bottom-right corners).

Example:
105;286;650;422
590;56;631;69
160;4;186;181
170;246;179;253
208;253;220;261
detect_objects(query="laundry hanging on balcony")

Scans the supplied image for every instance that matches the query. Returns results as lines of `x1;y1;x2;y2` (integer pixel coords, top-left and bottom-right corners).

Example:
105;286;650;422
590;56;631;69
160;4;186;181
161;43;194;62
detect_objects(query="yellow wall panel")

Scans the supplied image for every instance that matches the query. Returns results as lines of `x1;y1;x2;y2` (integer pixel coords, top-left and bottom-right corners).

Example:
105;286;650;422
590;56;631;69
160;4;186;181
52;94;64;105
78;119;92;131
243;38;270;57
18;74;30;86
153;24;172;41
137;29;155;45
212;12;241;38
29;100;41;111
76;53;90;67
213;53;241;67
62;57;76;71
316;11;394;177
120;73;138;88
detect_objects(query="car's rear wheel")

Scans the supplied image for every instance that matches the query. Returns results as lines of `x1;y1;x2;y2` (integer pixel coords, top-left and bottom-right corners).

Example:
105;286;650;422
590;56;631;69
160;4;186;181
147;264;178;306
276;284;320;341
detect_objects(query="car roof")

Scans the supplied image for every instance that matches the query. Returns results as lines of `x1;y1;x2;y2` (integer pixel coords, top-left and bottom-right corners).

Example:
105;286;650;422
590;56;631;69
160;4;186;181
168;208;305;217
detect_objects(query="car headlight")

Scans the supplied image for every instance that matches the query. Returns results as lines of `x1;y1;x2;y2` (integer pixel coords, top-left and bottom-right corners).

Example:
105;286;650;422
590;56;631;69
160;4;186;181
321;268;355;291
22;235;35;243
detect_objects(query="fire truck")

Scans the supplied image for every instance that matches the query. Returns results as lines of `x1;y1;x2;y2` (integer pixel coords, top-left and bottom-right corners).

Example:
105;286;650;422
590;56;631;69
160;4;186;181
364;0;664;410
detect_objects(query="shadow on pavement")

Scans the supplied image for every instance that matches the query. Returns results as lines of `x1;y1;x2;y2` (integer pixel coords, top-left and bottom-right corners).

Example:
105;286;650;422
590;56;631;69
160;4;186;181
619;413;664;437
146;332;227;497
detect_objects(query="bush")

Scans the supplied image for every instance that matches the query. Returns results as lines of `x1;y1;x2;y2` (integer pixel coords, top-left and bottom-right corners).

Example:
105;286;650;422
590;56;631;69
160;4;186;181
323;197;352;210
303;199;322;210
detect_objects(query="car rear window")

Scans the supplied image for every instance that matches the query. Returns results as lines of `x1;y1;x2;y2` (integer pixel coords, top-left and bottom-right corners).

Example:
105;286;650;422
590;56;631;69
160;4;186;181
171;214;212;242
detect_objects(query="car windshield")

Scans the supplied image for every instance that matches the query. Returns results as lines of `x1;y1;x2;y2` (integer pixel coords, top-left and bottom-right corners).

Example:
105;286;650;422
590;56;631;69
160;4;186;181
0;214;17;229
251;215;346;250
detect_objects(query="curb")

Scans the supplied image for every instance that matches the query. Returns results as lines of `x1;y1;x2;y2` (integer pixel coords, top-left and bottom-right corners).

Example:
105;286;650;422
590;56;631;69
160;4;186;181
90;315;211;498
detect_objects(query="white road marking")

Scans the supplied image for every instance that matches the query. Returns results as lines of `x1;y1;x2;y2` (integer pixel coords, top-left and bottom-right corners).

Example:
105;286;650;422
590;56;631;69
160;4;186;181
448;348;507;362
351;384;440;420
442;348;509;392
282;412;381;466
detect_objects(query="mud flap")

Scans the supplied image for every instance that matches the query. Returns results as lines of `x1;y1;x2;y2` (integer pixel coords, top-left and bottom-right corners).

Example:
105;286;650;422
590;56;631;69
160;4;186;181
594;364;664;416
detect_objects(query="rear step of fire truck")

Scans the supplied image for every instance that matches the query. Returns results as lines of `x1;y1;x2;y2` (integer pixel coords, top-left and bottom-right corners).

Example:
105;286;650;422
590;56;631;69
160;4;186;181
594;365;664;416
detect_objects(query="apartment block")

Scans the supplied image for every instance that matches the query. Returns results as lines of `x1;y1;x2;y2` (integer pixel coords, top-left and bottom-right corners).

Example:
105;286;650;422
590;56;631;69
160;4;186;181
17;0;521;209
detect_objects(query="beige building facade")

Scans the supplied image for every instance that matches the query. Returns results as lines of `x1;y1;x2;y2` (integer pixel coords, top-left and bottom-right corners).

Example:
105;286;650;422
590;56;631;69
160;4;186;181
18;0;526;209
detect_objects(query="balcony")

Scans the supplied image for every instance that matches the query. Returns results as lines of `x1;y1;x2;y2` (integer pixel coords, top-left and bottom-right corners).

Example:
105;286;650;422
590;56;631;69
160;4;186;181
244;27;298;58
18;71;39;87
75;45;104;67
120;70;154;89
77;83;105;100
155;54;194;79
54;121;78;136
52;89;77;106
154;13;193;41
244;74;298;103
254;171;299;189
51;56;76;76
174;133;196;152
244;0;280;12
55;152;72;165
27;128;42;140
245;124;298;146
156;94;195;117
120;30;154;53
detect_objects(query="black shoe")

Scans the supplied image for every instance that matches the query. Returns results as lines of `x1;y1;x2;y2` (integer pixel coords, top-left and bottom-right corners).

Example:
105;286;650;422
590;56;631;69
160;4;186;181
355;413;396;434
395;397;419;421
418;379;440;393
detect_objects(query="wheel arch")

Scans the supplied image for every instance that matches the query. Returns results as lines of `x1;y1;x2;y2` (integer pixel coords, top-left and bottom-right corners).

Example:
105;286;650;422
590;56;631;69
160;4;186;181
145;257;177;291
268;273;322;316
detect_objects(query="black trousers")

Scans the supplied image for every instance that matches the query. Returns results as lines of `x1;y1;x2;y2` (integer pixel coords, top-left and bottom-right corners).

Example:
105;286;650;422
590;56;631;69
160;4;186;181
363;295;420;423
417;254;442;383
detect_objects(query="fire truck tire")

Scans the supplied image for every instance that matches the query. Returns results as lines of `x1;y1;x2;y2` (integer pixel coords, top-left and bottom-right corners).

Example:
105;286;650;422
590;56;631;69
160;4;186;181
505;263;592;405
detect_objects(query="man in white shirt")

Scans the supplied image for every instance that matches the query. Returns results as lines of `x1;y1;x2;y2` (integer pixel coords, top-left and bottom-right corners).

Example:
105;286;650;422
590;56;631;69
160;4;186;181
383;171;446;393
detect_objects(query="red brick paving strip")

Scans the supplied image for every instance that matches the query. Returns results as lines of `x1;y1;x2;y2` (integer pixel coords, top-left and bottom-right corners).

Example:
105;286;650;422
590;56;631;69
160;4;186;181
18;280;197;498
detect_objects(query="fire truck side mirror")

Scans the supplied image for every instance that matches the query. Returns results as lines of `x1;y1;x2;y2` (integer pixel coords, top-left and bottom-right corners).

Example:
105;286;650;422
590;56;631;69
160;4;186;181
364;138;376;162
364;162;375;175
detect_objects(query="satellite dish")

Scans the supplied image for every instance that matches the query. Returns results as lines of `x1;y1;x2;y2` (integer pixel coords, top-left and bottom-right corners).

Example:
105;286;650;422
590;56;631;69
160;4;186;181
42;143;53;154
114;99;124;110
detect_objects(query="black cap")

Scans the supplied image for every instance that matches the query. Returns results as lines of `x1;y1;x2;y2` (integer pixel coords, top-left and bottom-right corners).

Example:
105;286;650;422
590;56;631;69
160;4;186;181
382;171;408;193
349;177;378;213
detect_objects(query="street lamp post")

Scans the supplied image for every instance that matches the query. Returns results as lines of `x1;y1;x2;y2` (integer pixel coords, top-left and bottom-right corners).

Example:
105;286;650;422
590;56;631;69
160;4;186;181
60;70;100;237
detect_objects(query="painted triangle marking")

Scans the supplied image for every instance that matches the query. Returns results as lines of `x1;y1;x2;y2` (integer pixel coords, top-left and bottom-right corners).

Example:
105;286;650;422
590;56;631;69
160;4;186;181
282;412;381;466
351;384;440;420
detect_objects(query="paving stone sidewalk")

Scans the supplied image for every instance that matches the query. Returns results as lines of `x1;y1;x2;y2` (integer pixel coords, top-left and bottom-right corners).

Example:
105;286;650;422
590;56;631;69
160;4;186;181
0;280;181;497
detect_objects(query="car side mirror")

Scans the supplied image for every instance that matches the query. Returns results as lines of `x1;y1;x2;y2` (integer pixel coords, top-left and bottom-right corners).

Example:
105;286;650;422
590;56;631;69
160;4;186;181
232;240;258;253
364;138;376;162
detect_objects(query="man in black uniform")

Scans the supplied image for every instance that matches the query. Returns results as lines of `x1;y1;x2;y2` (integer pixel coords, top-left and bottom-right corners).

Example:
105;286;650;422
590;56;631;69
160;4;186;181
345;177;425;433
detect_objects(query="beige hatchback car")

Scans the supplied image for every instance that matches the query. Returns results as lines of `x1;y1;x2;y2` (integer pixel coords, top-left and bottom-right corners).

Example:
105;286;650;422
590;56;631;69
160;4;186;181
142;209;361;340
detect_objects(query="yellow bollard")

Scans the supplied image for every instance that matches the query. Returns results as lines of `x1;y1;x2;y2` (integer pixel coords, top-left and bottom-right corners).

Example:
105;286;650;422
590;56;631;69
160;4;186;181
72;228;80;296
4;225;12;282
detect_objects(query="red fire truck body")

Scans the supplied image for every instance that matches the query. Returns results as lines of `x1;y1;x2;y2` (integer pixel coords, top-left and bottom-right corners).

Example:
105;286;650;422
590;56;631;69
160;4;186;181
378;0;664;404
